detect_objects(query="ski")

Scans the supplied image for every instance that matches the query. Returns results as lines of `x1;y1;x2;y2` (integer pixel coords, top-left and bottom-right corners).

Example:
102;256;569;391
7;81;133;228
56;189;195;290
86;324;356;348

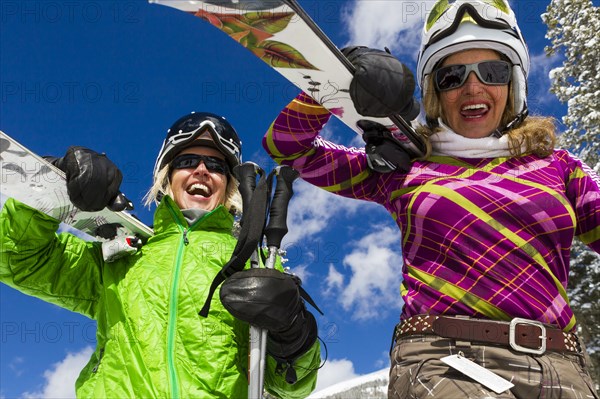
149;0;427;158
0;131;153;242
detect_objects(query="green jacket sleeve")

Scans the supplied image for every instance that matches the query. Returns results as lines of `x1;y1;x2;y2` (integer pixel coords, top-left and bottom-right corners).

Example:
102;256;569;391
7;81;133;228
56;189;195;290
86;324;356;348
264;339;321;399
0;198;103;318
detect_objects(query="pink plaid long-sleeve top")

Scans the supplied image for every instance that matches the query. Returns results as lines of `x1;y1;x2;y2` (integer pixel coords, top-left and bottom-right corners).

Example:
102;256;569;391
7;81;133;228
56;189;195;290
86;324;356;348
263;93;600;332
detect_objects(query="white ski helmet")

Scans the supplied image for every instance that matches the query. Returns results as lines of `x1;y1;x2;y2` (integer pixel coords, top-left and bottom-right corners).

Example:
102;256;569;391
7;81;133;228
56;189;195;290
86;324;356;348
417;0;530;132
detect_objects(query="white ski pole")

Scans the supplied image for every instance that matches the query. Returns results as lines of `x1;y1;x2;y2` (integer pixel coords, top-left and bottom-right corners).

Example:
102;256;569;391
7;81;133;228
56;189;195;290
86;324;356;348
253;165;299;398
233;162;265;399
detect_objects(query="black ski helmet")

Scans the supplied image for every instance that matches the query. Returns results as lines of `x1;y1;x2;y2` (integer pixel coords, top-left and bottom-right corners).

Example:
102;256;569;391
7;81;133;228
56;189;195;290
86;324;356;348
153;112;242;181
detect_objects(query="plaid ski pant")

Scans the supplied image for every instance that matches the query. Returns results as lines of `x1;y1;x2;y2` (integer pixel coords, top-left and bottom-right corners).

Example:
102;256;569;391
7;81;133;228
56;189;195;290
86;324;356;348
389;334;599;399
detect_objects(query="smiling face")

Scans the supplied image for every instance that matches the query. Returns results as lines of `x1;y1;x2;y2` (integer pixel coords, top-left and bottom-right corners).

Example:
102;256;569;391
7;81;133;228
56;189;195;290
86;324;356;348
170;146;228;211
439;49;509;138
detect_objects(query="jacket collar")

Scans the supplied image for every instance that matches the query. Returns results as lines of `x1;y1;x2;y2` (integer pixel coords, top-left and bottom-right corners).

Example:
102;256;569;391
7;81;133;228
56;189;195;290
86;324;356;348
152;195;234;235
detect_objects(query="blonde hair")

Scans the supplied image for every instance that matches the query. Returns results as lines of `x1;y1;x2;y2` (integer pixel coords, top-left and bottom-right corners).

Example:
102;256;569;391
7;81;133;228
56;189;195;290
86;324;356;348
143;165;243;215
417;74;556;159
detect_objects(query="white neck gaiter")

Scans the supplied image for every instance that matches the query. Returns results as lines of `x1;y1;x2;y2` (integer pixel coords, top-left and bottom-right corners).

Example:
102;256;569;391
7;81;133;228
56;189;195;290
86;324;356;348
430;120;522;158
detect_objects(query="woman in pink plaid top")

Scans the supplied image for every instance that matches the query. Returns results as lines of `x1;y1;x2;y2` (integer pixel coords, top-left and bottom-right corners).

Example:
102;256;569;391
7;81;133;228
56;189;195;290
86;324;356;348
263;1;599;398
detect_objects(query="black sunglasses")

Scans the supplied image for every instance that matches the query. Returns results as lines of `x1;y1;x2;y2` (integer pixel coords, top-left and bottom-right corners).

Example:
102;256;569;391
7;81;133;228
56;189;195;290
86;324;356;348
434;60;512;92
170;154;230;175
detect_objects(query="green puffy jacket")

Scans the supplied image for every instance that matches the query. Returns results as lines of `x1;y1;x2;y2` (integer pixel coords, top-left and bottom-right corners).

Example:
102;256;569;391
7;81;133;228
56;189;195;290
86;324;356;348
0;197;320;398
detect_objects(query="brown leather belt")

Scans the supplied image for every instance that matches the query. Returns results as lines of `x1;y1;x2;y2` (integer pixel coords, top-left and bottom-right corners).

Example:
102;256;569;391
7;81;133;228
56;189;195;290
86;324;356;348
395;315;581;355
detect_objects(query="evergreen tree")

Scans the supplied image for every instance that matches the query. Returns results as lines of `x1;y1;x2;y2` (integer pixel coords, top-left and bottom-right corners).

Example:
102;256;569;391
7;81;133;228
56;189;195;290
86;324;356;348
543;0;600;169
542;0;600;388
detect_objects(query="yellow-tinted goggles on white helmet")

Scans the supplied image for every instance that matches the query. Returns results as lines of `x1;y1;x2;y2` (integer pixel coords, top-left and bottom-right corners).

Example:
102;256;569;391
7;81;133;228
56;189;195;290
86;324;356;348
425;0;517;44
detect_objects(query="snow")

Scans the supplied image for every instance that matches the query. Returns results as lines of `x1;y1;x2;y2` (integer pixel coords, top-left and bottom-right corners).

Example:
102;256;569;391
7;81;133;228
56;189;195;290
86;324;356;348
308;368;389;399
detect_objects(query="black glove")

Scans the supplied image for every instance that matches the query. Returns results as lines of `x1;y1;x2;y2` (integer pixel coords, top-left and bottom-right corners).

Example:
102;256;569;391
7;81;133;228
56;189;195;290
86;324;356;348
49;146;130;212
220;268;318;363
342;46;420;120
358;120;412;174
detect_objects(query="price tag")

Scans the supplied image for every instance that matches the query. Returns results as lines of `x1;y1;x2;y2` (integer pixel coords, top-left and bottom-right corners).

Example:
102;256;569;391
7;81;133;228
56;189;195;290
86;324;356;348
441;353;514;394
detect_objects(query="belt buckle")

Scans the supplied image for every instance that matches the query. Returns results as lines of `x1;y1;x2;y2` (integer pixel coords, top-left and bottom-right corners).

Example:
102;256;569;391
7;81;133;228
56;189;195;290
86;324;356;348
509;318;546;355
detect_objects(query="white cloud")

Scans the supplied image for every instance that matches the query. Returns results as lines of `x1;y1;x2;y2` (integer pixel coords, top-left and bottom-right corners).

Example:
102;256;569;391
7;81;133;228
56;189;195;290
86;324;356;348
324;263;344;296
9;356;25;377
22;346;93;399
341;0;436;57
527;50;563;109
310;358;359;395
326;226;403;320
283;180;362;246
287;263;313;285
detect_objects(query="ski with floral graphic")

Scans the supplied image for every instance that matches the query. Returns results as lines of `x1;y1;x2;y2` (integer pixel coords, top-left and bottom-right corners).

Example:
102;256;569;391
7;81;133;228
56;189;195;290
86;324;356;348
149;0;427;158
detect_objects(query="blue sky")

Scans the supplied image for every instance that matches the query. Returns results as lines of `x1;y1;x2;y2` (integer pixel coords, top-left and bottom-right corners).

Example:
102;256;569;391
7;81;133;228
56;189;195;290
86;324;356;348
0;0;583;396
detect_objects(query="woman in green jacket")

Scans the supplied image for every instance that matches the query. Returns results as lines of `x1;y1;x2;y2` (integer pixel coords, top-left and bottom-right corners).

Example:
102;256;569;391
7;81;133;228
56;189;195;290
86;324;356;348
0;112;320;398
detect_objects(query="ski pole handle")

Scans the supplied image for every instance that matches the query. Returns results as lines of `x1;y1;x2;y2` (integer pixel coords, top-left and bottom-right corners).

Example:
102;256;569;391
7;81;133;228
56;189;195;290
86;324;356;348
233;162;263;220
264;165;299;249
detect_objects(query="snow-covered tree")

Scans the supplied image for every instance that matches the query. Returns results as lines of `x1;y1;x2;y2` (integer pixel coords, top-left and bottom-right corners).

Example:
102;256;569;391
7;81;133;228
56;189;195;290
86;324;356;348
543;0;600;388
543;0;600;169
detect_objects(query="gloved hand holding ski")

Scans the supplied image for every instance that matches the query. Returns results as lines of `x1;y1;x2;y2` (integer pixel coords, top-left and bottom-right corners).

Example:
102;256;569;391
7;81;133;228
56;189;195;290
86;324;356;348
50;146;132;212
340;46;419;173
342;46;420;121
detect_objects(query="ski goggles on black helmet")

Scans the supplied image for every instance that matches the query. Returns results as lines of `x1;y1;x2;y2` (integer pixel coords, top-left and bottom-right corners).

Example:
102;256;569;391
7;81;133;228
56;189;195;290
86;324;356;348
153;112;242;180
433;60;512;91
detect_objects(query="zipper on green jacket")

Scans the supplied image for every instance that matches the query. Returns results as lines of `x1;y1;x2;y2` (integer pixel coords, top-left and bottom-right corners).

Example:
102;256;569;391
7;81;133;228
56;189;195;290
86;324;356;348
91;348;104;373
164;203;210;399
166;204;187;399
